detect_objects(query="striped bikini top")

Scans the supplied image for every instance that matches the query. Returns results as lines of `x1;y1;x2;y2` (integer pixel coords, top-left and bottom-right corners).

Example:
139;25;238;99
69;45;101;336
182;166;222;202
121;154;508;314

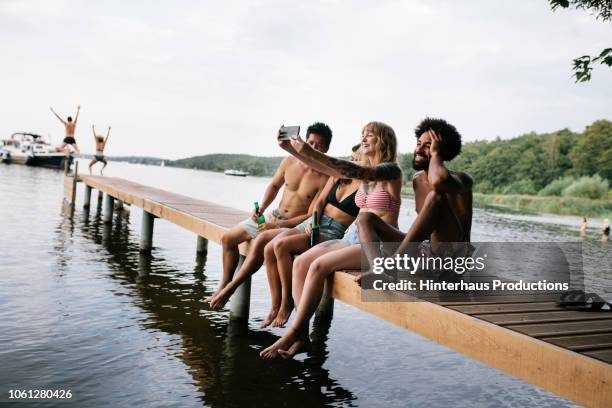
355;188;401;213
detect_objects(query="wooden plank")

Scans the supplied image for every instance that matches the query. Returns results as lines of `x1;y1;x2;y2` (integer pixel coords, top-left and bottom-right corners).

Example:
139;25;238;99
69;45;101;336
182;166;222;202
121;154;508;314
449;302;561;315
542;334;612;352
476;311;612;326
583;349;612;365
506;320;612;338
332;272;612;408
436;293;561;305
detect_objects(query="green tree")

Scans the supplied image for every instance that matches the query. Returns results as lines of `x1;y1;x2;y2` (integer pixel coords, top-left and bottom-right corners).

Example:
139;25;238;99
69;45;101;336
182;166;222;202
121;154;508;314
569;120;612;179
548;0;612;81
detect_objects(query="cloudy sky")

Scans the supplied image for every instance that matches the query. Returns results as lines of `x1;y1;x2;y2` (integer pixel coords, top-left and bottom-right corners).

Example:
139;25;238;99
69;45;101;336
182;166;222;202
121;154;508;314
1;0;610;159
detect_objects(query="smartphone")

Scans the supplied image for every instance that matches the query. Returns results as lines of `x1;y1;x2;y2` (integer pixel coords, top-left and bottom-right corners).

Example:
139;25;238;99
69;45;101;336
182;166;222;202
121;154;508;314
278;125;300;140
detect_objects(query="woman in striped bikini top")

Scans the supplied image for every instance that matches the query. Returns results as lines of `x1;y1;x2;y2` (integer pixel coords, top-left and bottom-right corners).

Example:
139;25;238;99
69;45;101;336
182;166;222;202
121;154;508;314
261;121;404;360
355;188;401;214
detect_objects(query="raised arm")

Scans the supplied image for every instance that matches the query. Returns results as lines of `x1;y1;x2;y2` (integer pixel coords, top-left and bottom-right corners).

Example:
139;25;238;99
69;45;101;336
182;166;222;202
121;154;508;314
104;126;111;144
288;136;401;182
50;107;66;124
427;130;472;194
92;124;96;138
73;105;81;124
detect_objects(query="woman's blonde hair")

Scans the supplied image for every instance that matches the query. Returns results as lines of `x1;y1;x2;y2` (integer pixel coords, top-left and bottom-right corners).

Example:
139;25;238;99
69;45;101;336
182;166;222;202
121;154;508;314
361;121;397;166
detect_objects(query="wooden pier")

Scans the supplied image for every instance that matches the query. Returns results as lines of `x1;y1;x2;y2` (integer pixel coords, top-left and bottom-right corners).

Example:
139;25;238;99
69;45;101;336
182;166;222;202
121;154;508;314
63;173;612;407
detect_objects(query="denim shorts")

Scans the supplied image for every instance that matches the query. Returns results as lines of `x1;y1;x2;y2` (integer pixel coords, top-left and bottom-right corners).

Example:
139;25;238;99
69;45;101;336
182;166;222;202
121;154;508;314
295;214;348;241
341;222;360;246
238;208;287;238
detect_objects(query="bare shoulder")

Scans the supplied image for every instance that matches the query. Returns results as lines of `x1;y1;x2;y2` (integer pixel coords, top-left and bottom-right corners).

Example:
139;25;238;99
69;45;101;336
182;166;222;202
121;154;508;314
452;171;473;190
280;156;295;167
412;170;425;181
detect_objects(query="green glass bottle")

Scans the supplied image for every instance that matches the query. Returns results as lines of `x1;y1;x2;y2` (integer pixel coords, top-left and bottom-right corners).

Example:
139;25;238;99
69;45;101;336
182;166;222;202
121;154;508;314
310;211;320;247
254;201;266;225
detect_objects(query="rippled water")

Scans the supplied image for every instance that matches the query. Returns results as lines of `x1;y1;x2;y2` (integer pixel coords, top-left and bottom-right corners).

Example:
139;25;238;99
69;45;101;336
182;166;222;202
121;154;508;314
1;161;608;407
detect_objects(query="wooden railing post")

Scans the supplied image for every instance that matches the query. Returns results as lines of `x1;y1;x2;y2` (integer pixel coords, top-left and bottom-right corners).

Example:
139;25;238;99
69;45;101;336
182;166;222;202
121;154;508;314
229;255;251;321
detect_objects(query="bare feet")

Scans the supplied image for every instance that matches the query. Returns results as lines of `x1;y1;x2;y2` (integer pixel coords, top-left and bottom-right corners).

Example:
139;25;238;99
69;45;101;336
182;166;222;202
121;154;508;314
260;329;298;359
208;285;233;310
278;331;310;359
261;307;279;328
273;302;293;327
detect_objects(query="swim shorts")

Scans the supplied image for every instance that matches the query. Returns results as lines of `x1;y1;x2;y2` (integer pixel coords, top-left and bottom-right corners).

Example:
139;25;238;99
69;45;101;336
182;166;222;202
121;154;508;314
238;208;288;238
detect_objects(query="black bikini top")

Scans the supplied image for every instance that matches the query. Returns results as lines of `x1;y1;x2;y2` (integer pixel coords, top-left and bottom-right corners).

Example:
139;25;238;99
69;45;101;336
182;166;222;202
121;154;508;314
326;180;360;217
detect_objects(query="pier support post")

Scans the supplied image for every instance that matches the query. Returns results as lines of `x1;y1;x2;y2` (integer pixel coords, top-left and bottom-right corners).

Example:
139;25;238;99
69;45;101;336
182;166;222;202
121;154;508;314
196;236;208;254
315;293;335;319
83;185;92;209
115;200;124;210
315;278;334;319
97;191;104;208
140;211;155;253
229;255;251;321
103;194;115;224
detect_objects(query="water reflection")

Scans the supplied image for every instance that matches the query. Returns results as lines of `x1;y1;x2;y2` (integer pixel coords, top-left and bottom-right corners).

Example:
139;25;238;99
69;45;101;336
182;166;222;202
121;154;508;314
73;211;356;407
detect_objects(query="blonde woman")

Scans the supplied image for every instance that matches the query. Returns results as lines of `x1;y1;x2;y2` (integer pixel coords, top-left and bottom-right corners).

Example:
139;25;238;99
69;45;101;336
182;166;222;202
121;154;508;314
261;122;402;359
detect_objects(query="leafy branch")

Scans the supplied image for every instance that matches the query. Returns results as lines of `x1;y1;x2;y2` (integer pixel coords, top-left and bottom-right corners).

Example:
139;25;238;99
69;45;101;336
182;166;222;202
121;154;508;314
548;0;611;82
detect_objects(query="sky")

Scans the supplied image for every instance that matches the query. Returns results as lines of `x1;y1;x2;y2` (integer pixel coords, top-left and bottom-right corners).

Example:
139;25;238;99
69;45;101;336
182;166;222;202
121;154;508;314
1;0;610;159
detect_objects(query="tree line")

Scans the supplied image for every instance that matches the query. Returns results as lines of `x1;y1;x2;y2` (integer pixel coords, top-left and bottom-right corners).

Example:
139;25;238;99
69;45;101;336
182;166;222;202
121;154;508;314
168;120;611;199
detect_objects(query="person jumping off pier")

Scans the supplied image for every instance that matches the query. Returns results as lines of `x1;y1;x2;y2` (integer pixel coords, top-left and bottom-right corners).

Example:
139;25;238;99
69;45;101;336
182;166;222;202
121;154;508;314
89;125;111;175
50;105;81;157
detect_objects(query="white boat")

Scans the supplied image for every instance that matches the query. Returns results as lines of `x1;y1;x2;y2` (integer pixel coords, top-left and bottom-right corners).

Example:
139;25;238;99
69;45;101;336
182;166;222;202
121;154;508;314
0;133;72;169
224;169;249;177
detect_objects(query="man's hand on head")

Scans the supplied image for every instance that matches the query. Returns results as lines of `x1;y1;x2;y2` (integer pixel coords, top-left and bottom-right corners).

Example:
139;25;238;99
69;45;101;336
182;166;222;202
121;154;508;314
429;129;442;157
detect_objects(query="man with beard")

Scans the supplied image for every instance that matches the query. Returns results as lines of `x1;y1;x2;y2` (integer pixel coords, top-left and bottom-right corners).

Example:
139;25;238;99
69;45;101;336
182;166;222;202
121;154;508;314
356;117;473;280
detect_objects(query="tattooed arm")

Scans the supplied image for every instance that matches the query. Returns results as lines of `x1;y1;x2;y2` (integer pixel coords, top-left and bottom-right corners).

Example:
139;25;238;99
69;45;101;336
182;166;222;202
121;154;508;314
288;136;402;181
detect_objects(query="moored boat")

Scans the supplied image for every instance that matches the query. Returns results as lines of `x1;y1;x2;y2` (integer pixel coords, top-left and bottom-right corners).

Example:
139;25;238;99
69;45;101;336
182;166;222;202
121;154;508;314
224;169;249;177
0;133;72;170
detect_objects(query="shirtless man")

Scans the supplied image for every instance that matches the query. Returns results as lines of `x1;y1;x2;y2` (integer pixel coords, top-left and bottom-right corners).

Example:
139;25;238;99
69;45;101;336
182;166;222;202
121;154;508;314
207;123;332;310
89;125;111;175
50;105;81;157
357;117;473;279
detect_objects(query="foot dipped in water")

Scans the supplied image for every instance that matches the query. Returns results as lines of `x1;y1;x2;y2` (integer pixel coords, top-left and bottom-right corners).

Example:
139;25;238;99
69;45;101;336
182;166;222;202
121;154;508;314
208;285;234;310
260;328;310;360
273;302;293;327
261;307;279;328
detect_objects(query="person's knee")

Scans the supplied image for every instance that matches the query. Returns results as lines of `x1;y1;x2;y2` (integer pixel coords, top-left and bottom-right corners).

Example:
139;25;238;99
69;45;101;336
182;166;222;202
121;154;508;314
273;238;288;257
221;230;241;248
309;259;329;279
293;255;308;277
263;241;275;259
357;212;376;229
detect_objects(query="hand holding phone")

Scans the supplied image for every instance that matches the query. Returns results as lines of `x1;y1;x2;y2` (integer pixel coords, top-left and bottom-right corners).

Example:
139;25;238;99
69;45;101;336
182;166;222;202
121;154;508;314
278;125;300;141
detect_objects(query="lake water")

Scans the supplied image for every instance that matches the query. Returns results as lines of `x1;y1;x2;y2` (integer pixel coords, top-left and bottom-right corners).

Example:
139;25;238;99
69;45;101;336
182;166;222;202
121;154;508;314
1;161;609;407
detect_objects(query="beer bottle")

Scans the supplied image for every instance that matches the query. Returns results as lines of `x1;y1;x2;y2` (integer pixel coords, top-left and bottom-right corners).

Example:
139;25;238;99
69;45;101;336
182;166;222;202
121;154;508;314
254;202;266;225
310;211;320;247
